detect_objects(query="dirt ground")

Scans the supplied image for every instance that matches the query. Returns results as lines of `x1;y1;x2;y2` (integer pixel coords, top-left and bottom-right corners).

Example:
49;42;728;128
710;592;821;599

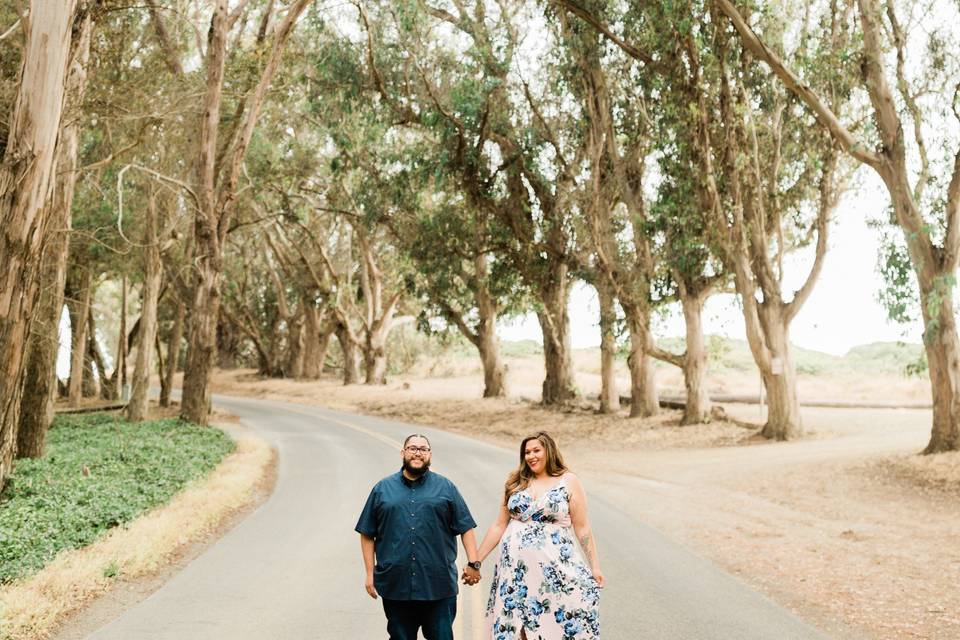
204;361;960;640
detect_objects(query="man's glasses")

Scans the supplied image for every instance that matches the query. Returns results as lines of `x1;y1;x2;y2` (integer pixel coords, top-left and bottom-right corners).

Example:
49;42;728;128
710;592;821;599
404;446;431;454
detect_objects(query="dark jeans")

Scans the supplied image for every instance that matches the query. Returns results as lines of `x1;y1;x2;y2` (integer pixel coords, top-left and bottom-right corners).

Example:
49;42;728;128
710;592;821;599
381;596;457;640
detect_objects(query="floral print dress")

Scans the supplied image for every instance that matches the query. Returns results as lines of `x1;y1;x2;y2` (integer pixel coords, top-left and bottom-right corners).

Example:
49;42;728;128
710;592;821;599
486;476;600;640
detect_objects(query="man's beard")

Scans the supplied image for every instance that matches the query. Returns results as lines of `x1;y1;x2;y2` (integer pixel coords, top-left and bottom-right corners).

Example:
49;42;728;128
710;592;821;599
403;458;430;477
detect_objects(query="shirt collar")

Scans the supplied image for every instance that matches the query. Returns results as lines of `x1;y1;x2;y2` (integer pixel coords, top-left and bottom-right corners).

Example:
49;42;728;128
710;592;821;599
399;469;429;486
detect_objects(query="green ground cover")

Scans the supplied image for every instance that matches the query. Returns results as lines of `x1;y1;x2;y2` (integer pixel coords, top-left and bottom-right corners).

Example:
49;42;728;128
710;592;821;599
0;413;233;583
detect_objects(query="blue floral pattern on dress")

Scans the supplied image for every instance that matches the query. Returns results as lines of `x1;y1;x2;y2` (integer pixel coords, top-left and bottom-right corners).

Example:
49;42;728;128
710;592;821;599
486;476;600;639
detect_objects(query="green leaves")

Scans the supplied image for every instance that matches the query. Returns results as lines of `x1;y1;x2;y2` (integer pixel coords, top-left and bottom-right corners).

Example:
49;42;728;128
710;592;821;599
874;224;917;325
0;413;233;584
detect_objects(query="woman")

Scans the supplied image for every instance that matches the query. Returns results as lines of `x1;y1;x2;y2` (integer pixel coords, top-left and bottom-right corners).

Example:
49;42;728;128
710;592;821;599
475;431;603;640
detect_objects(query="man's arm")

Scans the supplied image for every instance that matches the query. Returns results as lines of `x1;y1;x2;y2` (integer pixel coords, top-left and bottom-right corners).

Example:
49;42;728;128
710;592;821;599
460;528;481;585
360;534;378;599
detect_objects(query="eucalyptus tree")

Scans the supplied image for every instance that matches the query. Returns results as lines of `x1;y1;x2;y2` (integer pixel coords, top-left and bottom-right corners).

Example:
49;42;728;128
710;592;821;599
719;0;960;452
357;0;590;404
306;6;526;398
221;223;304;377
553;4;668;416
50;2;193;419
15;6;97;454
649;148;727;424
557;0;853;439
551;1;728;422
0;1;80;483
299;23;523;389
395;172;525;398
178;0;313;425
694;3;854;439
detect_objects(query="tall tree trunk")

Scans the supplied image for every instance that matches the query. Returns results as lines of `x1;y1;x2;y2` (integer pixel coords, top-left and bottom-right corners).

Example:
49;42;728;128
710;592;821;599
114;274;128;400
82;312;100;398
477;283;507;398
285;313;305;378
17;224;69;457
626;312;659;418
336;322;361;385
363;325;389;385
478;337;507;399
156;332;168;407
537;266;577;405
679;288;711;424
127;196;162;422
87;307;112;400
180;0;310;425
747;305;801;440
0;1;78;484
181;262;220;423
68;269;92;407
179;1;229;426
477;324;506;399
300;300;322;379
918;281;960;453
160;301;184;407
597;280;620;414
317;327;333;375
17;10;92;457
216;316;241;369
441;278;507;398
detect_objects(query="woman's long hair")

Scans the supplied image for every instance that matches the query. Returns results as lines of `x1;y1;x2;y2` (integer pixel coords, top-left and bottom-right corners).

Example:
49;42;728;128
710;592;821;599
503;431;569;505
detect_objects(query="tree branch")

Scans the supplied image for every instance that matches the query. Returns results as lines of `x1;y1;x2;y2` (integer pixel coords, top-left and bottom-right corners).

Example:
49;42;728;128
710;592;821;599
715;0;882;169
549;0;665;73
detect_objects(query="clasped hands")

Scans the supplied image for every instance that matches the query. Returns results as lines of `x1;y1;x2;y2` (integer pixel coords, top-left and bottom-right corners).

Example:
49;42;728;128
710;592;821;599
461;565;481;586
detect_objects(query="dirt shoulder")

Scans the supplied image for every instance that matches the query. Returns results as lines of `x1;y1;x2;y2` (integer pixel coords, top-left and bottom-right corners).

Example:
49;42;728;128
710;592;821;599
208;368;960;640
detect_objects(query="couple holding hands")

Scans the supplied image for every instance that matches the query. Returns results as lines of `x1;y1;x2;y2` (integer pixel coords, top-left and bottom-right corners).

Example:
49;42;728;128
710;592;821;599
357;431;603;640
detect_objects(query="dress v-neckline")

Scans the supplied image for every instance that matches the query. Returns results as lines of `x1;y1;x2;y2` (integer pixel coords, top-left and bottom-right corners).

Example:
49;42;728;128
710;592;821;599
526;475;566;502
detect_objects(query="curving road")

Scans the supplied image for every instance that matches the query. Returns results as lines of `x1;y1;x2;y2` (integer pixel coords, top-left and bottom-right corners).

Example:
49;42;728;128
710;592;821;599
84;394;831;639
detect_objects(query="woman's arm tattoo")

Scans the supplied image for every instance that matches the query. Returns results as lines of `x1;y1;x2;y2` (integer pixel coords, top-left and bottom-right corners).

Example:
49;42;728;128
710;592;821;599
579;533;591;551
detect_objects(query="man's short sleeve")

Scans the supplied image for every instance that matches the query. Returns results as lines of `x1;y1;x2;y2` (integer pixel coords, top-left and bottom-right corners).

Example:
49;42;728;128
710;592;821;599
448;483;477;535
355;485;379;537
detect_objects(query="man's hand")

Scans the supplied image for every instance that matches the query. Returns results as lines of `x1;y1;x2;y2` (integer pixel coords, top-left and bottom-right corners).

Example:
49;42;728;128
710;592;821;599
461;565;481;586
365;576;378;599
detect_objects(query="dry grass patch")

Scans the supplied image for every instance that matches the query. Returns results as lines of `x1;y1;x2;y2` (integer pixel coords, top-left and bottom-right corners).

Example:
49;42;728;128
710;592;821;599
0;429;273;640
353;396;758;451
868;451;960;495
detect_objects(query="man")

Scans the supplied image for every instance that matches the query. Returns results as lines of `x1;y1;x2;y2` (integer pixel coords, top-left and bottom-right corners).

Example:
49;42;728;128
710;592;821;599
356;434;482;640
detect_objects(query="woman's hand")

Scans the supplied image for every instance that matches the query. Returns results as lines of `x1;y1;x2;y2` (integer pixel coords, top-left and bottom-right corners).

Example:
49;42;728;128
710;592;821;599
593;570;605;588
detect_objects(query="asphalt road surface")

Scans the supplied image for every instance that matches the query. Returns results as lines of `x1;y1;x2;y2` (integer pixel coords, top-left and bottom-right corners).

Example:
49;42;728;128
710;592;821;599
86;394;830;639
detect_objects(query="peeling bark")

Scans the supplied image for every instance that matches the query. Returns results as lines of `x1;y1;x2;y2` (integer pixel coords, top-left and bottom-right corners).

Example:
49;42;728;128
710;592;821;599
127;195;163;422
678;287;712;425
626;312;659;418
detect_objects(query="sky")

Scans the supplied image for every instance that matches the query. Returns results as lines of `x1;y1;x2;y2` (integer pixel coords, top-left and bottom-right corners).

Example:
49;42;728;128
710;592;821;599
498;170;926;356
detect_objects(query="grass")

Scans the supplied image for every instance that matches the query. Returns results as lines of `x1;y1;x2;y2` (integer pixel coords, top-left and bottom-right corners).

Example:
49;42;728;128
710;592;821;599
0;412;234;584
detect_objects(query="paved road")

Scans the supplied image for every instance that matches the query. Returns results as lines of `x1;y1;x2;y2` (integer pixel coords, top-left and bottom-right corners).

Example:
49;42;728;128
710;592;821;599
86;394;830;639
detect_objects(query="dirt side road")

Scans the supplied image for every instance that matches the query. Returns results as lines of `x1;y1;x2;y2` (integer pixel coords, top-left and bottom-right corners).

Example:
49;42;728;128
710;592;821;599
207;369;960;640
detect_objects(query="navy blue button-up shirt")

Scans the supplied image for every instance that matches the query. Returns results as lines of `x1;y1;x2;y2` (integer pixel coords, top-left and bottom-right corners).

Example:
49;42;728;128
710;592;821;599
356;470;476;601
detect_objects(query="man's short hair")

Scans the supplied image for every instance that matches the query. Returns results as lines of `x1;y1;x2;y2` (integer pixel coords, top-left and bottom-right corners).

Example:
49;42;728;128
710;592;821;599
403;433;431;448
